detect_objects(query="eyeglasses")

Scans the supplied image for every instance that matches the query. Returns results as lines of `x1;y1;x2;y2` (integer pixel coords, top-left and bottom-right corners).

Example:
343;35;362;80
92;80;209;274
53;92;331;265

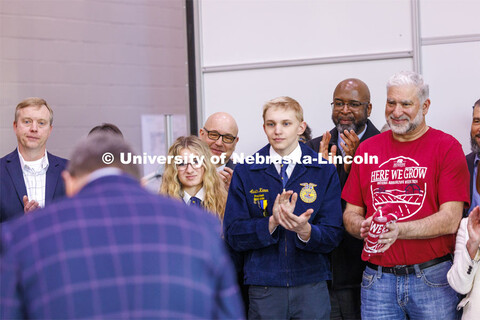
176;160;203;171
202;128;237;144
331;100;369;111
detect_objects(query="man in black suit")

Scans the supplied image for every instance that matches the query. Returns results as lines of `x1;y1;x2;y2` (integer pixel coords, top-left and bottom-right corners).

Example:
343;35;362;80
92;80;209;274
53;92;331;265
0;97;67;223
307;78;380;320
465;99;480;216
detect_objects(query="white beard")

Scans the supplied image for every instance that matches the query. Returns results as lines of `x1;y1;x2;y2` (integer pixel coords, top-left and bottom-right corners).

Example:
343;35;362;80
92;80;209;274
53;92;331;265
387;108;423;135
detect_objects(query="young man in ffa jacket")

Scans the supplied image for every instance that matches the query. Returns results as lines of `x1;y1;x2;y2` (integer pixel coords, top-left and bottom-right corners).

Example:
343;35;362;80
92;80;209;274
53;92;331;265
224;96;343;319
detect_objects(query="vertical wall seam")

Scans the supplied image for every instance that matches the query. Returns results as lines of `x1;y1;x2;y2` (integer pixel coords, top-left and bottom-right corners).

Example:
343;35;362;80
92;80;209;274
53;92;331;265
411;0;422;73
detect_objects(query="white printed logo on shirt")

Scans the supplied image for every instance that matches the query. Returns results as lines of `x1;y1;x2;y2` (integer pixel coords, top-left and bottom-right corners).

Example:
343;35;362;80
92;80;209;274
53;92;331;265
370;156;427;221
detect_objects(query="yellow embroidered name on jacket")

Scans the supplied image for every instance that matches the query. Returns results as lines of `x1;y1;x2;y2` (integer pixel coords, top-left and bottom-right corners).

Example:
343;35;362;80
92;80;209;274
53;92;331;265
250;188;269;194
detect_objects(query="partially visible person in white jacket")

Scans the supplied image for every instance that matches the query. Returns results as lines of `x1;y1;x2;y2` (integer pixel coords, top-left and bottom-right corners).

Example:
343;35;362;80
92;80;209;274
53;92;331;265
447;206;480;319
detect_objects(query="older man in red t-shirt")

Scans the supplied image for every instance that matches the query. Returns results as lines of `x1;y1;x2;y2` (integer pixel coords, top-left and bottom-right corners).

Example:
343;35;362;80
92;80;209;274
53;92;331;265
343;71;469;319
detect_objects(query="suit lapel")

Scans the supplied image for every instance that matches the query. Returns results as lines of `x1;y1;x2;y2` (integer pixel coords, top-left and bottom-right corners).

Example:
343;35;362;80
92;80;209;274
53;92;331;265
329;128;339;153
287;164;306;189
361;119;380;142
264;164;281;184
5;150;27;207
466;152;476;207
45;153;61;205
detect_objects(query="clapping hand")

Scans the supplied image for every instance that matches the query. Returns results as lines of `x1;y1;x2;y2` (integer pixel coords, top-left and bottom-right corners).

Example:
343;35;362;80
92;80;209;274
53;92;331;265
218;167;234;191
273;190;313;241
319;131;337;166
339;129;360;174
467;206;480;259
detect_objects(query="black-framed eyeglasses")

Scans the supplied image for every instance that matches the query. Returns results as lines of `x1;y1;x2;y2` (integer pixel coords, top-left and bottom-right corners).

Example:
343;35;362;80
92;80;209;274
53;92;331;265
203;128;237;144
176;160;203;171
331;100;369;111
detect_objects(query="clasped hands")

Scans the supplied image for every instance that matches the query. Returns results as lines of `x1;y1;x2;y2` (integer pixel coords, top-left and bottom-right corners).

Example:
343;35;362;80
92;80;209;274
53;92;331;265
360;215;400;253
218;167;234;192
23;195;40;214
269;190;314;242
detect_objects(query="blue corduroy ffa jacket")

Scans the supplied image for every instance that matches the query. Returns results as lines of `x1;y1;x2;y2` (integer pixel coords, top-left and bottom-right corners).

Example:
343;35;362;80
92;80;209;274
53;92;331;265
223;143;343;287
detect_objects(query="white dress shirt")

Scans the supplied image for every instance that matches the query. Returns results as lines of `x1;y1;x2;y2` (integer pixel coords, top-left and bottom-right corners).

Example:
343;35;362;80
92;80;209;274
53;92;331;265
182;187;205;206
18;150;49;208
269;144;302;178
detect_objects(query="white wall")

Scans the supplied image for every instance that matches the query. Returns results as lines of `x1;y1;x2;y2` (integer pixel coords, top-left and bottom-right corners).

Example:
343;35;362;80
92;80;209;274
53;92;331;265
420;0;480;153
0;0;189;167
200;0;411;65
196;0;480;155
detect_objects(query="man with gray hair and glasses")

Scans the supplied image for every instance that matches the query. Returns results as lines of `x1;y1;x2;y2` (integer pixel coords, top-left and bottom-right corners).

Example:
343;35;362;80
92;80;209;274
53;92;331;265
342;71;469;319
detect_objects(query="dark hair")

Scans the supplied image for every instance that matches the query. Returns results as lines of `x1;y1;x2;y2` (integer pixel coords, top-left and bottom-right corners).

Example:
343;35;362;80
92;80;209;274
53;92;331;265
67;133;139;179
475;99;480;108
299;124;312;143
88;123;123;137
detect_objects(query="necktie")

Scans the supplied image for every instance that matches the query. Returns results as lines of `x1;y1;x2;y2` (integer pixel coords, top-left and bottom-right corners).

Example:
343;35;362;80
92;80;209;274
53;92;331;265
190;196;202;207
280;160;289;189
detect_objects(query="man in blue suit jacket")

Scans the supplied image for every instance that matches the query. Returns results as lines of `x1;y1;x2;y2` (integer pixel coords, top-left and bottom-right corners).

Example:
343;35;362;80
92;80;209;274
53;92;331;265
0;133;244;319
0;97;67;223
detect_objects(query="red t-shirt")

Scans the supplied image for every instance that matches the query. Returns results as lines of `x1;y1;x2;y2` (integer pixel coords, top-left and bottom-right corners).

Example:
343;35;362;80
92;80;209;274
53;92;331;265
342;128;470;267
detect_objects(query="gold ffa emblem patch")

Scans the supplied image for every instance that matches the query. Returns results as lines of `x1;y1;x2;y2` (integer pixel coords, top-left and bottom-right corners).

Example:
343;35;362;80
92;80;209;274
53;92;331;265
299;183;317;203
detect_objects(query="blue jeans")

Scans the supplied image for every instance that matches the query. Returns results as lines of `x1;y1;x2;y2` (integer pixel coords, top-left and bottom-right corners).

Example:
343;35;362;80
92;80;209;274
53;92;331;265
361;261;460;320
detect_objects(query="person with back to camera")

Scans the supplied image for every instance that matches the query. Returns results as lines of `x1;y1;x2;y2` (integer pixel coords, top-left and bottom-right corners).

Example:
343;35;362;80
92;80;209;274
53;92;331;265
88;122;124;137
0;133;244;319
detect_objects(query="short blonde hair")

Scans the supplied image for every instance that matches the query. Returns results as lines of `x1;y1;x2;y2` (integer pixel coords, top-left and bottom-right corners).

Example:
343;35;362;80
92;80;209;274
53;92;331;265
15;97;53;125
262;96;304;122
